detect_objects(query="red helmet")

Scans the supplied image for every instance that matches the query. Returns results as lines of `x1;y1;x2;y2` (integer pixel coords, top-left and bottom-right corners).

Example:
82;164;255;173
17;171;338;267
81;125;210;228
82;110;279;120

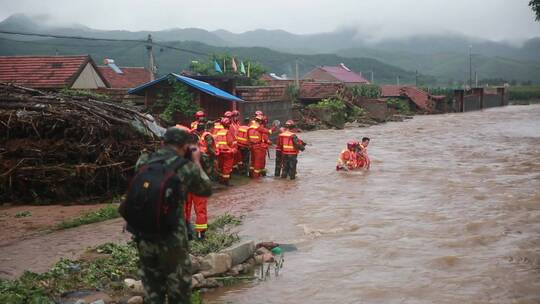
254;115;264;122
232;110;240;117
284;120;295;127
224;111;233;118
347;140;357;149
195;111;205;118
255;110;264;116
221;117;231;127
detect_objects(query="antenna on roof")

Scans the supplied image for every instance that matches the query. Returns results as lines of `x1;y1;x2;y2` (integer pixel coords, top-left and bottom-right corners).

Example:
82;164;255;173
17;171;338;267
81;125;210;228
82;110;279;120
104;58;123;74
340;63;351;72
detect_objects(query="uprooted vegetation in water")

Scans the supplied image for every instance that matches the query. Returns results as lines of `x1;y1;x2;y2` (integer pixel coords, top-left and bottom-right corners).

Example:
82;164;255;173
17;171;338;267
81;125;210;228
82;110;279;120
0;214;242;303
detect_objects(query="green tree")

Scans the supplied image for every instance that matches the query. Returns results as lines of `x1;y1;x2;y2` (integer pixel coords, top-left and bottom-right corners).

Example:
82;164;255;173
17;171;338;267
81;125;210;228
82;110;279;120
531;0;540;20
160;80;199;124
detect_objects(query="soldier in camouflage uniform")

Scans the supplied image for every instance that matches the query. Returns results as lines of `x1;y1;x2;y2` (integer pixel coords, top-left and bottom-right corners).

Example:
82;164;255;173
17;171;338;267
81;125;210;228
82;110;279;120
134;127;212;304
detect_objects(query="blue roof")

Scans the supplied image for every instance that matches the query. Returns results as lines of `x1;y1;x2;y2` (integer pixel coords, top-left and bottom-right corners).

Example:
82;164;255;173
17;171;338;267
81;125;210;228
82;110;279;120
128;73;244;102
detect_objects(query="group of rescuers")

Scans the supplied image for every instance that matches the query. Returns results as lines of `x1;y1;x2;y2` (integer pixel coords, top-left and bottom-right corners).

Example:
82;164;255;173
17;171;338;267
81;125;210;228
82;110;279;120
179;110;307;240
126;109;370;303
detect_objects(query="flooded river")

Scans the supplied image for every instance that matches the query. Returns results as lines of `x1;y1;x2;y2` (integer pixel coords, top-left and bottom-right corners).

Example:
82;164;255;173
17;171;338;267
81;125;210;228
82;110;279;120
211;105;540;303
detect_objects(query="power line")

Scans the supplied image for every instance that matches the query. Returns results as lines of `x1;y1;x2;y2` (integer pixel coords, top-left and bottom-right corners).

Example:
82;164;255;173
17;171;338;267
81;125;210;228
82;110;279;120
0;30;211;57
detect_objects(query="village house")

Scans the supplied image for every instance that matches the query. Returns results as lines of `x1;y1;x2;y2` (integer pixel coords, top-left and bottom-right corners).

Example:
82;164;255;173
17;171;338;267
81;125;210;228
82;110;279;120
0;55;109;89
128;73;244;124
303;63;370;86
97;59;152;89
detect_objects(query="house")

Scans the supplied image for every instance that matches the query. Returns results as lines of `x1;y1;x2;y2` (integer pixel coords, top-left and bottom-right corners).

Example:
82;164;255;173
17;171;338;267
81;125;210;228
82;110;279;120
0;55;109;89
380;85;444;113
128;73;244;124
299;82;344;104
97;59;152;89
303;63;370;86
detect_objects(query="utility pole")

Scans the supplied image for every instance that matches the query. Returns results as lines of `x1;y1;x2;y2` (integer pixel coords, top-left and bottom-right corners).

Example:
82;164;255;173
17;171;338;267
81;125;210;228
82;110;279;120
415;70;418;87
295;59;299;87
469;45;472;89
370;70;374;84
475;71;478;87
397;75;400;86
146;34;155;81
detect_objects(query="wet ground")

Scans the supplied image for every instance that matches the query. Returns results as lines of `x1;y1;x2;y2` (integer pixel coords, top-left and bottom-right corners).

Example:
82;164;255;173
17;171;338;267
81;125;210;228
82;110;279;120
1;105;539;303
210;105;540;303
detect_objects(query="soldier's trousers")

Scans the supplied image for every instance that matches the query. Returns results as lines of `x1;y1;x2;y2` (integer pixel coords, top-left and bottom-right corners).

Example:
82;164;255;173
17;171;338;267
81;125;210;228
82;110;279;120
274;150;283;177
184;192;208;232
281;154;298;180
135;231;192;304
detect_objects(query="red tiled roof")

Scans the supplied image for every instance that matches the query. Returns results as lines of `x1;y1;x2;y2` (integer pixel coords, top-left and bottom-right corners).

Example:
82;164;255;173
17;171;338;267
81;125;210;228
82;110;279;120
380;85;434;112
320;66;370;84
0;55;106;88
380;85;403;97
98;66;152;89
300;82;344;100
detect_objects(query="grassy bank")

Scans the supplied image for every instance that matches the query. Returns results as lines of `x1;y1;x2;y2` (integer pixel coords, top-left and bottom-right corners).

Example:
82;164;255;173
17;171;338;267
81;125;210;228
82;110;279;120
54;203;120;230
508;85;540;101
0;214;242;304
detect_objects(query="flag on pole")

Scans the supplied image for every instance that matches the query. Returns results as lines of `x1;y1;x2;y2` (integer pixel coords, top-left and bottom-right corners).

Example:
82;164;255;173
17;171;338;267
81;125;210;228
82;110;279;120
214;60;223;73
231;57;238;72
247;62;251;78
240;61;246;74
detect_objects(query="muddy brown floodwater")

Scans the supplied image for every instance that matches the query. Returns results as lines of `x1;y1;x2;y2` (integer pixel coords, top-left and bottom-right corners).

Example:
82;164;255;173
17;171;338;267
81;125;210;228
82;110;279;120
209;105;540;304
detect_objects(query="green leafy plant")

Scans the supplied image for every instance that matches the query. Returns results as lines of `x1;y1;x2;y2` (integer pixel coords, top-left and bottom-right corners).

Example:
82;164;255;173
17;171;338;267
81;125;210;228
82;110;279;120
508;85;540;100
14;211;32;218
55;204;119;230
350;85;381;99
190;213;243;256
387;98;411;114
160;81;199;124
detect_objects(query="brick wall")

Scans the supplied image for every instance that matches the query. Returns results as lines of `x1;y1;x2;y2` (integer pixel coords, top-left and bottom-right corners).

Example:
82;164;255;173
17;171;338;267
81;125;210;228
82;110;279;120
236;86;287;102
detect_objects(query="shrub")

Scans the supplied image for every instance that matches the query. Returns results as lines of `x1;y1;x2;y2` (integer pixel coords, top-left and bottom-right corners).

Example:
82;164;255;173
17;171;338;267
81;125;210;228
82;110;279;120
387;98;411;114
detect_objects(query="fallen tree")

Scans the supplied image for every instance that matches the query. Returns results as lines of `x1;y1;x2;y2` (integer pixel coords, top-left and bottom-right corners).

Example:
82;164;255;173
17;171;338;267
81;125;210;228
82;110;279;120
0;83;163;204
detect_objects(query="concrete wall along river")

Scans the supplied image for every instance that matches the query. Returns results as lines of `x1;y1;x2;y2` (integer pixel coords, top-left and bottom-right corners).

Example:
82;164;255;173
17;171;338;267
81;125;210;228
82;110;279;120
210;104;540;303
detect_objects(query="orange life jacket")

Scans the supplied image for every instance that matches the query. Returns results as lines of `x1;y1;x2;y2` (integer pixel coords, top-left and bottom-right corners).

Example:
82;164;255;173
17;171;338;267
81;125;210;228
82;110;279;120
236;125;250;147
339;149;357;169
279;131;299;155
215;129;234;153
198;131;214;154
190;121;198;130
247;122;262;144
213;122;224;135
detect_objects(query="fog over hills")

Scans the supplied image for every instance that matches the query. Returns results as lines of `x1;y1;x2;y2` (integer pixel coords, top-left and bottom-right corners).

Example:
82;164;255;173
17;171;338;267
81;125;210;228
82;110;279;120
2;14;540;84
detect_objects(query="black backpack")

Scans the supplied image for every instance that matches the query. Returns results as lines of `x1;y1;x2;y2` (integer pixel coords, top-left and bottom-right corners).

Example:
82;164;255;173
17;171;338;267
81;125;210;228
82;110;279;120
120;155;188;238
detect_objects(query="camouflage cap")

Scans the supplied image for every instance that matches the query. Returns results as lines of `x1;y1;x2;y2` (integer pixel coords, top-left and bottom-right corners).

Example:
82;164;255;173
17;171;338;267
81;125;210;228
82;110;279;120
163;127;190;145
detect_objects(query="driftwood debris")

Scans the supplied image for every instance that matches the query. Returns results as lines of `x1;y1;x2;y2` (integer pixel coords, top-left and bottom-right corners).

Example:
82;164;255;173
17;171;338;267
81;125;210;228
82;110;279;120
0;83;161;204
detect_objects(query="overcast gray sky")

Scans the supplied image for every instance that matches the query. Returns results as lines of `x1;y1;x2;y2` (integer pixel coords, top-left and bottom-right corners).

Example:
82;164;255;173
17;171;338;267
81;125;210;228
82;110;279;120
0;0;539;41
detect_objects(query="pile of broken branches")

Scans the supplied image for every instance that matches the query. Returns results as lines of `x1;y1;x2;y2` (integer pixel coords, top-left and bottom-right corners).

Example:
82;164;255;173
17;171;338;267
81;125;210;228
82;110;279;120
0;83;161;204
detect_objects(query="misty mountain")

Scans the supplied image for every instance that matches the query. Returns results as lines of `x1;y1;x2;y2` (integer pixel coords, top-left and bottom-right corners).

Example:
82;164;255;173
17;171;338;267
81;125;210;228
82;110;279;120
0;36;422;85
1;13;540;83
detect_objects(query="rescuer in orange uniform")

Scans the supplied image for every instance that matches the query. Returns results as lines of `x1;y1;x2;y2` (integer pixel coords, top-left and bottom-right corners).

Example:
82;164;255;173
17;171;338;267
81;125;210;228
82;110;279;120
337;141;358;171
356;137;371;170
248;115;271;178
277;120;306;179
235;117;251;176
215;117;237;185
191;110;206;130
